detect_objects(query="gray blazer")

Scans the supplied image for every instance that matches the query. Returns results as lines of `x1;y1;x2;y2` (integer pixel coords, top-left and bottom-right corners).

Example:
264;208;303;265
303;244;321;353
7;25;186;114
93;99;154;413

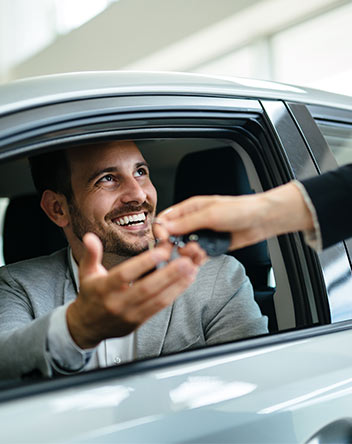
0;249;268;379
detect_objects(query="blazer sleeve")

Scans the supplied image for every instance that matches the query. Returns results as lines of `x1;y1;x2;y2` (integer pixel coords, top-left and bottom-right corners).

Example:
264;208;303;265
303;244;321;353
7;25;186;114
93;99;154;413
0;265;53;379
0;250;71;379
301;164;352;249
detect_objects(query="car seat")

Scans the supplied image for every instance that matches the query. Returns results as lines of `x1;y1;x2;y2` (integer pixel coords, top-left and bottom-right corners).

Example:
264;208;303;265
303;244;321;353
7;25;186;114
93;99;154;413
174;146;277;332
3;194;67;265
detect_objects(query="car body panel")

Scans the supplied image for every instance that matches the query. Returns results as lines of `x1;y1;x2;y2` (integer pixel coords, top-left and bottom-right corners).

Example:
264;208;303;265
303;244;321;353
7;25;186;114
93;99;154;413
1;329;352;443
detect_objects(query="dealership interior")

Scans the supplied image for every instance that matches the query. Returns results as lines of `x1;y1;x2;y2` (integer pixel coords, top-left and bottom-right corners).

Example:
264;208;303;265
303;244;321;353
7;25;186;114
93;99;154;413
0;0;352;96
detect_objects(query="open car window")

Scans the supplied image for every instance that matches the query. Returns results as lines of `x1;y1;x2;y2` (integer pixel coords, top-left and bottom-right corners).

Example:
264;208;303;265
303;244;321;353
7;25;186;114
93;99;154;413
0;127;327;385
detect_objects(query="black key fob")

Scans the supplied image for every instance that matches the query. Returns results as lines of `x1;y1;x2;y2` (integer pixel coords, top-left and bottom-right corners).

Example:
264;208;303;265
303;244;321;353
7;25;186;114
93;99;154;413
180;229;231;256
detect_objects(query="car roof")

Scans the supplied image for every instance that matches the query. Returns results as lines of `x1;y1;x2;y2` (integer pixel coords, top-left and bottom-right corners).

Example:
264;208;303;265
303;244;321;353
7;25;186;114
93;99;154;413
0;71;351;116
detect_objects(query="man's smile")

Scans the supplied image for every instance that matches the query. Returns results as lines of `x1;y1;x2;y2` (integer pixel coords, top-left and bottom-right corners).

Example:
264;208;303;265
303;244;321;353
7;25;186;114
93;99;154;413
112;211;149;229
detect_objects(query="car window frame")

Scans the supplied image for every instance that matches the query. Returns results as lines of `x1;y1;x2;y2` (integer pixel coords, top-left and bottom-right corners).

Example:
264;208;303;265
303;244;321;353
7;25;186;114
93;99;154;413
287;102;352;323
0;94;342;399
262;100;330;326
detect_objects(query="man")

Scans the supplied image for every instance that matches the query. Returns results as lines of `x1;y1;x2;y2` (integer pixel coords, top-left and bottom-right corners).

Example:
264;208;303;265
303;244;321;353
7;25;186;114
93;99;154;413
0;140;267;379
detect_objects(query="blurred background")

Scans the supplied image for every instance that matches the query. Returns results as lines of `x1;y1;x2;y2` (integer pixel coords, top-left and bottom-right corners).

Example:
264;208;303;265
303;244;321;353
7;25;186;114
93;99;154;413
0;0;351;95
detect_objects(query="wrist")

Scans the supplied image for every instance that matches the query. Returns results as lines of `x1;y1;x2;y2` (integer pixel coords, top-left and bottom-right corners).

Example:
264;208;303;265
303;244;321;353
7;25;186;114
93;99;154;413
263;182;314;236
66;301;100;349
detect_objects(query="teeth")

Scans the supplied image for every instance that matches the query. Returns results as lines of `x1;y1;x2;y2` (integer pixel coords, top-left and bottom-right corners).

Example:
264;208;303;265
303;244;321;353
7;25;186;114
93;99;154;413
115;213;146;226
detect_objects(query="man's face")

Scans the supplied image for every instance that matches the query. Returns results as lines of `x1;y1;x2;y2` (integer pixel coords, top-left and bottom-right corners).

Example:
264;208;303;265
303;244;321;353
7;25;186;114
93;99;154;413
67;141;157;257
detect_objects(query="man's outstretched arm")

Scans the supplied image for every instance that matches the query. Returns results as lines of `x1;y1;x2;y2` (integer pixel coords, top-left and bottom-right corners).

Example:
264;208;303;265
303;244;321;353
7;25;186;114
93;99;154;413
0;234;203;378
66;233;201;349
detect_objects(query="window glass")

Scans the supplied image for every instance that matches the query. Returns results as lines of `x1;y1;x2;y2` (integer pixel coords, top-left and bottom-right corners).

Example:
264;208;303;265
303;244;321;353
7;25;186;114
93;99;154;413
0;137;282;382
316;121;352;166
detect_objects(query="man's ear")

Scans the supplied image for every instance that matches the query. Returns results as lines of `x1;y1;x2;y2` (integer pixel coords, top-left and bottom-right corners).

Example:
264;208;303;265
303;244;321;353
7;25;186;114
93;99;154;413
40;190;69;228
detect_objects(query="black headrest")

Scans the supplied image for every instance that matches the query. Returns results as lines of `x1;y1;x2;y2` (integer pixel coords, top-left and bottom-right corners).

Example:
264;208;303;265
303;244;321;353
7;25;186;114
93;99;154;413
3;194;67;265
174;147;270;268
174;147;252;201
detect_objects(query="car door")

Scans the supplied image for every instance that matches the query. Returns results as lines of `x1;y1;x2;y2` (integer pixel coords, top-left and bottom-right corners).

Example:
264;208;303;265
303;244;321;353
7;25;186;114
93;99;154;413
1;88;352;443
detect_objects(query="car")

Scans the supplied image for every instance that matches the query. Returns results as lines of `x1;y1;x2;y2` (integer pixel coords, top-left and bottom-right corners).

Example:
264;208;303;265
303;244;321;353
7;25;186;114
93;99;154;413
0;71;352;443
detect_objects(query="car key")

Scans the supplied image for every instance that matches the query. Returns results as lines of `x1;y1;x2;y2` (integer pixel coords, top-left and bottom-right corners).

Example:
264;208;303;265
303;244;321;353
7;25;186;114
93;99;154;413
170;229;231;256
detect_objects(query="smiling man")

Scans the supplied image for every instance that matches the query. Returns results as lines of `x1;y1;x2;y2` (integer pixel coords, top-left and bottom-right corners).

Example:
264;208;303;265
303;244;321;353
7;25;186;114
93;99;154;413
53;141;158;265
0;140;267;378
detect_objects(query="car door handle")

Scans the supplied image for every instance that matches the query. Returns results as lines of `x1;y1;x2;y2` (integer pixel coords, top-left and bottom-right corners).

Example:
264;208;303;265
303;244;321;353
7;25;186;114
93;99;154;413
306;418;352;443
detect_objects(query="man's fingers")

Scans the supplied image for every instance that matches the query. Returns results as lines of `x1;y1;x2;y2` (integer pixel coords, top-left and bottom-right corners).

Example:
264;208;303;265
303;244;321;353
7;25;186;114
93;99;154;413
106;243;173;287
130;256;198;305
178;242;207;266
105;256;198;318
136;270;198;321
79;233;105;279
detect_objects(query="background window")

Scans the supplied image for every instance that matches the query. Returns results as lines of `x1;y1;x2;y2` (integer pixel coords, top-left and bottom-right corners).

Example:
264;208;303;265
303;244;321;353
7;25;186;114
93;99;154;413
316;121;352;166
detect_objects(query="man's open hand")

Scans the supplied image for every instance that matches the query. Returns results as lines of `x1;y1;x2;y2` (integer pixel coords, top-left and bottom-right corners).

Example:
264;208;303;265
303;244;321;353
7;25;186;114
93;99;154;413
66;233;200;349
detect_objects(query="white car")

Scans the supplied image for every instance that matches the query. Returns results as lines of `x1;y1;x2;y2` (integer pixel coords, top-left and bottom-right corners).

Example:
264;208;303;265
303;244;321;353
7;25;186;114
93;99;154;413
0;71;352;443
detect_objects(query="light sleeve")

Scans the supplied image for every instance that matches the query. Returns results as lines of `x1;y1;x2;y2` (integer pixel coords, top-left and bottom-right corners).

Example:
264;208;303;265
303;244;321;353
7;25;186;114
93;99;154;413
47;303;95;374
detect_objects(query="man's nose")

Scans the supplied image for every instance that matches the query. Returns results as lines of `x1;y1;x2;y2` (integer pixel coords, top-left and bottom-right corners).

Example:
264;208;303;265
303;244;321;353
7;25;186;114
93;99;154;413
120;177;147;204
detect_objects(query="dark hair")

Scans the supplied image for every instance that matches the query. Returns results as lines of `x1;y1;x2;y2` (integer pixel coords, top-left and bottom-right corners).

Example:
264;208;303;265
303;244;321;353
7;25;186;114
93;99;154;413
29;149;73;202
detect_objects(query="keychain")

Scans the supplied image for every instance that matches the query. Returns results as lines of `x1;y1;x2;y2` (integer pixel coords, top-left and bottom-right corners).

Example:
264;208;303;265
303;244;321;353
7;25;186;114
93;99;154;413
169;229;231;257
151;218;231;260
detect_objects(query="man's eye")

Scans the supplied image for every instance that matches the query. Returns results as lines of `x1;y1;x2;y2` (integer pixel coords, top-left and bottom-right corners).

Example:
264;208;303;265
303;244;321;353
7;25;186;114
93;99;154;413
134;168;148;177
99;174;115;183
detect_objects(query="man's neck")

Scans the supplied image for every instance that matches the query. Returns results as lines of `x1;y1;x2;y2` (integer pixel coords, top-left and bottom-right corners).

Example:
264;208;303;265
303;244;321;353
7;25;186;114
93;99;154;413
70;242;128;271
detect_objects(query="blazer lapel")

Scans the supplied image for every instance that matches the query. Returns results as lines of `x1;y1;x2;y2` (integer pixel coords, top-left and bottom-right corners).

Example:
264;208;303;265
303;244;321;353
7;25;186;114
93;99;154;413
136;304;173;359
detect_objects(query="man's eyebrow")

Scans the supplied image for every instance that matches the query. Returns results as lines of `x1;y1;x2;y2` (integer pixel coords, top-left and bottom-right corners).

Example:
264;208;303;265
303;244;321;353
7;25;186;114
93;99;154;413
88;161;150;183
136;161;150;169
88;167;118;183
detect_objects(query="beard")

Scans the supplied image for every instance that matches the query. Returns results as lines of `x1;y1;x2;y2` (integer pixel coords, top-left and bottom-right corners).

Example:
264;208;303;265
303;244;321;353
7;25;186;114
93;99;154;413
68;200;155;257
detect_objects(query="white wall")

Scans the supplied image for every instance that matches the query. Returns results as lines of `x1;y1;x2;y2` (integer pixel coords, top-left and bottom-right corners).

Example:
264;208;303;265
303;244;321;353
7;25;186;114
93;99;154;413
7;0;263;79
2;0;352;96
0;0;56;82
271;1;352;95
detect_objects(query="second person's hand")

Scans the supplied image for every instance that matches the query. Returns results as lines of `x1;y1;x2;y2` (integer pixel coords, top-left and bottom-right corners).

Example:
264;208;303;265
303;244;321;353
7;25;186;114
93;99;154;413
158;182;314;251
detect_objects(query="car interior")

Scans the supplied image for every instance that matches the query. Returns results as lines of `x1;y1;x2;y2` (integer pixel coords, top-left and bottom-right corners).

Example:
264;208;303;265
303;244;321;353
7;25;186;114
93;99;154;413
0;135;303;378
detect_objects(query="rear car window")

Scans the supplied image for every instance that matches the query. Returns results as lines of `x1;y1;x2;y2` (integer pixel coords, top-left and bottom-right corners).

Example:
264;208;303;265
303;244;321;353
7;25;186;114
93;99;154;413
316;121;352;166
